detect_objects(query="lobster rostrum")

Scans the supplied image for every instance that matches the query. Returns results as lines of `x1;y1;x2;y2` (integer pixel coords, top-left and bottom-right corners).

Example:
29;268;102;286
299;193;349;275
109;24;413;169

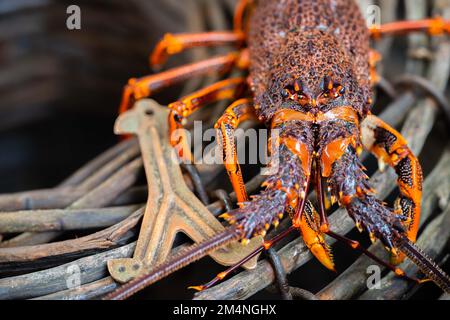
105;0;450;299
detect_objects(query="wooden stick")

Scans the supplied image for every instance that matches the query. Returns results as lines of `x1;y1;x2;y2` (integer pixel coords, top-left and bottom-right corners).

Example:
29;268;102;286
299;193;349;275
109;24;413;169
0;207;144;266
0;205;141;233
0;243;136;300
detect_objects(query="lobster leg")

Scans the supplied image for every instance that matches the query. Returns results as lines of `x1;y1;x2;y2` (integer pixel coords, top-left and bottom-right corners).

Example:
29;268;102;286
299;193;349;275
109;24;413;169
315;160;330;232
316;155;424;282
150;0;252;69
192;170;321;292
215;98;259;203
189;225;296;292
316;152;428;283
297;200;335;271
234;0;253;32
119;51;248;114
325;230;427;284
191;199;336;292
370;17;450;39
361;114;423;264
150;32;245;69
169;77;247;161
369;49;382;86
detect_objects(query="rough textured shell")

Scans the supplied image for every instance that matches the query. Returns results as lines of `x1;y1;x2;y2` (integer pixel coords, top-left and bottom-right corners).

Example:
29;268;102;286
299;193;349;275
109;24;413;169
248;0;372;120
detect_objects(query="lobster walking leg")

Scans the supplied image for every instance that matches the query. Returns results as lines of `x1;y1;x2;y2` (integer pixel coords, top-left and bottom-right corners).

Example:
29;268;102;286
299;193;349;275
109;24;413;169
215;98;258;203
369;49;382;86
297;200;335;271
189;225;297;292
315;161;330;231
150;32;245;69
361;114;423;264
169;77;247;161
234;0;253;32
192;197;336;292
370;17;450;38
324;230;427;284
119;51;248;114
315;153;424;281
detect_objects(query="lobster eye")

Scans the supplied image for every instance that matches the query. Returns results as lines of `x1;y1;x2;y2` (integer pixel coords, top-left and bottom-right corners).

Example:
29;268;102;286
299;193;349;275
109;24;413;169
318;83;345;105
282;81;309;105
283;86;298;101
281;88;290;98
332;84;345;98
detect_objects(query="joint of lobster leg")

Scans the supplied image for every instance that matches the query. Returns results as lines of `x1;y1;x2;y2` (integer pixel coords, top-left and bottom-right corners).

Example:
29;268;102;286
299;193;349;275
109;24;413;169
393;267;430;284
263;240;273;250
319;223;330;234
150;32;246;70
429;16;450;36
118;81;136;114
150;33;182;69
119;78;151;114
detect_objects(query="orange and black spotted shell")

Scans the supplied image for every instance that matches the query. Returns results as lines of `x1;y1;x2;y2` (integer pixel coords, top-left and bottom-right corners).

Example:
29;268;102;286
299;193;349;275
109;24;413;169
247;0;372;121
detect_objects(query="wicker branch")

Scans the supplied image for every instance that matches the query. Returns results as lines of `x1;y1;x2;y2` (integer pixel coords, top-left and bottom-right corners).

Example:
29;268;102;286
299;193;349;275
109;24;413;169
0;243;136;300
0;207;144;273
0;205;141;234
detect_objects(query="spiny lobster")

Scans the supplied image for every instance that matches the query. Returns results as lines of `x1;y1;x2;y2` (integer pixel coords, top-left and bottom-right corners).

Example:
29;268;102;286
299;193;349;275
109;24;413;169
105;0;450;299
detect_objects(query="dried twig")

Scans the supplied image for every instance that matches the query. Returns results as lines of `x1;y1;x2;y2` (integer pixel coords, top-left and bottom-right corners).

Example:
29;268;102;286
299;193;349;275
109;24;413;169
0;205;141;233
0;243;136;300
0;207;144;273
0;0;448;301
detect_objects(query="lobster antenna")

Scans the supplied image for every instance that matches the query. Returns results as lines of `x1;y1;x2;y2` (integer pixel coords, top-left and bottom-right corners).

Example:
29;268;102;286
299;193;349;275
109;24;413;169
103;225;243;300
396;236;450;293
